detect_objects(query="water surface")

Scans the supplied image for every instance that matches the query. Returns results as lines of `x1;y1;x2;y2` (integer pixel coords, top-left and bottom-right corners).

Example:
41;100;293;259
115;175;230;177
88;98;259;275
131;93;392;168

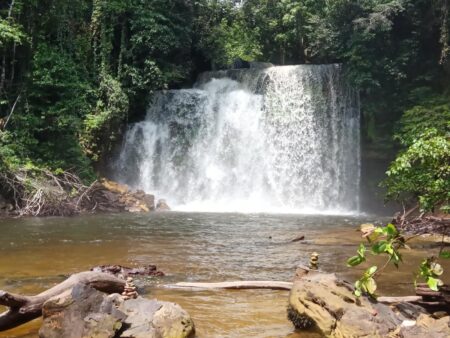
0;212;448;337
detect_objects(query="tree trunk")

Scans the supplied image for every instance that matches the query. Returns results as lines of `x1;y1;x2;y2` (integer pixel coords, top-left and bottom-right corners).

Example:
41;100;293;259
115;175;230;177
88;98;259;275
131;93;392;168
0;271;125;332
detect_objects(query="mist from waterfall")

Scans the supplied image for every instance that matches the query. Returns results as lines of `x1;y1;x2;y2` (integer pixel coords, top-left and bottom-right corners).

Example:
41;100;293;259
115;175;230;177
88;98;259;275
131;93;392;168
114;64;360;214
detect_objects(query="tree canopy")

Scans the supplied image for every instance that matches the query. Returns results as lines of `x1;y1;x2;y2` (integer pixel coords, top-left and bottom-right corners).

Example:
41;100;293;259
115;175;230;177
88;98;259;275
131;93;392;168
0;0;448;211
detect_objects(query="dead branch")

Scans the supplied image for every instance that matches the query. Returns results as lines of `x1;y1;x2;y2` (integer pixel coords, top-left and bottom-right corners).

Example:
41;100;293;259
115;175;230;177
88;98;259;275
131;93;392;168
0;271;125;332
377;296;422;303
165;281;293;290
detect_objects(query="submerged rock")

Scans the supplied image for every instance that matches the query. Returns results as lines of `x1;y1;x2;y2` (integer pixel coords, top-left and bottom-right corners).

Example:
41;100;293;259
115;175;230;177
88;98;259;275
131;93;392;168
288;272;450;338
39;283;194;338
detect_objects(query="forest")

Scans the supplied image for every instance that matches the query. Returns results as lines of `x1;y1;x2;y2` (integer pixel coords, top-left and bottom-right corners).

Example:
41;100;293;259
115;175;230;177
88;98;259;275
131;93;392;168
0;0;449;214
1;1;450;337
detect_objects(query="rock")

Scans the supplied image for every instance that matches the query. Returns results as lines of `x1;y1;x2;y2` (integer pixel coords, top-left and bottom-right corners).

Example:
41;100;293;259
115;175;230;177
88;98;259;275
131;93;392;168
118;298;194;338
291;235;305;242
156;199;171;211
288;272;450;337
232;58;250;69
39;284;124;338
249;61;273;69
92;179;156;214
152;301;195;338
127;205;146;213
141;193;155;211
101;179;129;195
40;283;195;338
91;264;165;278
398;314;450;338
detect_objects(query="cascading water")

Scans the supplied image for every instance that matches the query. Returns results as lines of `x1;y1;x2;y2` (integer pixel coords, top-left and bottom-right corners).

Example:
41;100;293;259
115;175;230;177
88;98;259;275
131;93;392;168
114;64;360;213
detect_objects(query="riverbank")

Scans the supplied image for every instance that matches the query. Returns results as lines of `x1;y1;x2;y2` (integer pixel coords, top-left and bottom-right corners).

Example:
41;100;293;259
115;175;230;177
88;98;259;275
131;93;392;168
0;174;170;218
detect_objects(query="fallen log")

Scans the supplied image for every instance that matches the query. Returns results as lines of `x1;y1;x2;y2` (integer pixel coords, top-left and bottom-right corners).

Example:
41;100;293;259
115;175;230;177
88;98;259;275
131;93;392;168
165;281;293;290
0;271;125;332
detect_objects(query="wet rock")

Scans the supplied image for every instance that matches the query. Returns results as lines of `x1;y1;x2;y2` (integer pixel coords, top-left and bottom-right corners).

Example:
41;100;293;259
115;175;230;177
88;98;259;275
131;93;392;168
91;264;165;278
39;283;195;338
156;199;171;211
288;272;450;338
91;179;156;214
141;193;155;211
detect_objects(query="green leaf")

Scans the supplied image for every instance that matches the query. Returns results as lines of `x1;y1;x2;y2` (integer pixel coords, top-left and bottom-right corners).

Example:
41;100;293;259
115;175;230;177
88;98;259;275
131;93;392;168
427;277;440;291
357;243;366;257
367;266;378;275
439;251;450;259
384;223;398;236
354;288;362;297
371;240;387;254
347;255;364;267
364;277;377;295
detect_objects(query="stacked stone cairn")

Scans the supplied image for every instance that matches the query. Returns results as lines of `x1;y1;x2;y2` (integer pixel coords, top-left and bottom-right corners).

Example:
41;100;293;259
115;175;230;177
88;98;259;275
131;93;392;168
122;277;138;300
309;252;319;270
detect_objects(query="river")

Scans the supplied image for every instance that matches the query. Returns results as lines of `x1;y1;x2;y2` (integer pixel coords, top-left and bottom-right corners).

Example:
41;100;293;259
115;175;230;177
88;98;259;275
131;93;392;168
1;212;448;337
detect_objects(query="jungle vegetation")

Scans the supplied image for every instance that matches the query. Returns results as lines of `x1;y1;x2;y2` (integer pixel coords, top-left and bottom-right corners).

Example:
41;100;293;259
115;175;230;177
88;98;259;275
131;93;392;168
0;0;449;213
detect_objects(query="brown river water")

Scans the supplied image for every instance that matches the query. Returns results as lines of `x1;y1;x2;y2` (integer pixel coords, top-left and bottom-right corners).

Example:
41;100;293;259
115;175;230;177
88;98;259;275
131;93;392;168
0;212;448;337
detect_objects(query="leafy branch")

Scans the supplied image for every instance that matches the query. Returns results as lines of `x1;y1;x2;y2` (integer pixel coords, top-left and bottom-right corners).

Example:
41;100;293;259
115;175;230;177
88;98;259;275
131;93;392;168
347;223;449;298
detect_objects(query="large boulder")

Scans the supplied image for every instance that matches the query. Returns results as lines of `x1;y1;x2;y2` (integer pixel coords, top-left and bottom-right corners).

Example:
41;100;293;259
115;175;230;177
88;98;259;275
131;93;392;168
118;298;194;338
93;179;156;213
288;271;450;338
39;283;195;338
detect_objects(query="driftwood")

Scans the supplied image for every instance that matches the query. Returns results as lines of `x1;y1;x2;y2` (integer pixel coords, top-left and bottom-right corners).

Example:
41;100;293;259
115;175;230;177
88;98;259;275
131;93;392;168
0;271;125;332
166;280;450;310
377;296;422;303
165;281;293;290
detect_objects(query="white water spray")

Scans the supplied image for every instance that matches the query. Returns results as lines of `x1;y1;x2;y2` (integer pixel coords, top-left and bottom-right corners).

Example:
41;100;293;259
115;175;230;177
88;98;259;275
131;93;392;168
114;65;360;213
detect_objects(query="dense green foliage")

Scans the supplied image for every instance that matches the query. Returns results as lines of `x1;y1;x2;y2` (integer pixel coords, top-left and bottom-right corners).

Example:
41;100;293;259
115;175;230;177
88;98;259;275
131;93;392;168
0;0;199;181
0;0;449;211
383;94;449;212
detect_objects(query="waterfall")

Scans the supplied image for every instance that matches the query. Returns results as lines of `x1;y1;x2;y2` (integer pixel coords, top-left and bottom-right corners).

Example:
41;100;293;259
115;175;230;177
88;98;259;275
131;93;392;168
114;64;360;213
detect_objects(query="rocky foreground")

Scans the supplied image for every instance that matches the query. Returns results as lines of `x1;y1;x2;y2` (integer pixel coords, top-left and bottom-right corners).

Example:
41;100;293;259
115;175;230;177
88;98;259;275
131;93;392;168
40;284;194;338
0;269;194;338
288;269;450;338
